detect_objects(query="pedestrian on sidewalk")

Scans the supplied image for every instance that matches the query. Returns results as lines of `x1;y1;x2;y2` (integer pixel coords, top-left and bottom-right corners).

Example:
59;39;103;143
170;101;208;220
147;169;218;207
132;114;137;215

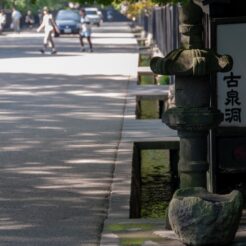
38;10;43;25
79;9;93;52
25;10;34;29
11;7;22;33
0;9;6;34
37;6;59;55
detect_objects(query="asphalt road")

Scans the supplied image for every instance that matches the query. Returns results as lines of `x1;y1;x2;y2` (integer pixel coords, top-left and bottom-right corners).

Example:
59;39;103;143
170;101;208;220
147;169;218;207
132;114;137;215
0;23;138;245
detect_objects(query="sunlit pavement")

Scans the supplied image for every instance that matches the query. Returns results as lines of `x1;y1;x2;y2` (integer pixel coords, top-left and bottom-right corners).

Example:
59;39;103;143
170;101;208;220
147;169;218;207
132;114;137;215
0;23;138;245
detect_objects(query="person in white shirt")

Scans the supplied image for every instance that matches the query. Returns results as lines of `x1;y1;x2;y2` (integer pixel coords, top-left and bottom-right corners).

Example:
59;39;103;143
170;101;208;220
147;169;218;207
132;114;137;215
0;10;6;34
11;7;22;33
79;9;93;52
37;6;59;54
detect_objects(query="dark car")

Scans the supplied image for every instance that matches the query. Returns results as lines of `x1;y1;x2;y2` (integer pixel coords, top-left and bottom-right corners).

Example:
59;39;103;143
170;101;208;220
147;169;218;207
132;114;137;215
55;10;81;35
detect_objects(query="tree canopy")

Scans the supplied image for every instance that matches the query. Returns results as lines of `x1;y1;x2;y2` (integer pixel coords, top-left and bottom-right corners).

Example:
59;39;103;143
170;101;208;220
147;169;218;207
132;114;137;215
73;0;188;5
0;0;68;12
0;0;188;14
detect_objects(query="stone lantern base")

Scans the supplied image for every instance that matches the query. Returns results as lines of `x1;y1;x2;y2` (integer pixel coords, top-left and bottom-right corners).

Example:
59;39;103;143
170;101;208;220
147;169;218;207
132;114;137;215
168;187;243;246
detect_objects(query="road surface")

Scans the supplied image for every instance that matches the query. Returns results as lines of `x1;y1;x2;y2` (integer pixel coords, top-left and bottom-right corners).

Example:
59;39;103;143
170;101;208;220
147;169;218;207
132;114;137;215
0;23;138;245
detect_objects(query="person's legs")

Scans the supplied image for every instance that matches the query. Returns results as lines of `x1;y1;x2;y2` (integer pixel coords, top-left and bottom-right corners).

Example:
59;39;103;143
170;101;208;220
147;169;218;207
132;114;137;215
48;32;56;50
79;32;93;52
41;30;56;54
42;31;49;51
13;20;18;32
87;36;93;52
16;19;20;33
79;35;85;51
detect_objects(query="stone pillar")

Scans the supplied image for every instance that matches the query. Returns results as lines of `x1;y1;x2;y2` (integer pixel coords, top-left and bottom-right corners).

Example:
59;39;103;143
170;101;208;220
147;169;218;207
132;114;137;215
150;0;232;188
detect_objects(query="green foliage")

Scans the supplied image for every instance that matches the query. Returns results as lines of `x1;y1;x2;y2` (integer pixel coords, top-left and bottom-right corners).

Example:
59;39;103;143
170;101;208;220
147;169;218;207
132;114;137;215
73;0;113;6
35;0;68;11
1;0;68;13
139;54;151;66
140;75;155;85
123;0;190;17
106;223;153;232
141;148;171;218
0;0;191;13
141;201;168;218
158;75;170;85
153;0;189;3
160;0;188;3
0;0;190;14
125;0;155;19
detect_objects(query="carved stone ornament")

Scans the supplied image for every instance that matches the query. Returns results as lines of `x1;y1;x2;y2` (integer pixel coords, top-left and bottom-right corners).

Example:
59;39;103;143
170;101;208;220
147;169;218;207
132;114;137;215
162;107;224;131
150;49;233;76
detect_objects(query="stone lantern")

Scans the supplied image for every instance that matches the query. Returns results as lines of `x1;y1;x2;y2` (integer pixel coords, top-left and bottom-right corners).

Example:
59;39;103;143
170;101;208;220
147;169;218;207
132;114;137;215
150;0;244;245
151;0;232;188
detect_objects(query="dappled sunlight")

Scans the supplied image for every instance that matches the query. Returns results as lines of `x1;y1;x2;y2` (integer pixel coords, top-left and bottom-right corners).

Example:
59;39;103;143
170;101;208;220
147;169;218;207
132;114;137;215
35;177;112;191
0;53;138;76
5;33;44;38
0;72;129;241
0;221;33;230
57;112;123;120
0;143;40;152
92;37;136;44
0;89;58;96
12;165;71;171
64;158;113;164
66;90;125;99
0;22;138;244
34;126;66;131
93;32;134;38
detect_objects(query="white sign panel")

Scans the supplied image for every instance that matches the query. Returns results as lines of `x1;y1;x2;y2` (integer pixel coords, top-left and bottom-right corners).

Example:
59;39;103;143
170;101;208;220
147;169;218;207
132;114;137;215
217;23;246;127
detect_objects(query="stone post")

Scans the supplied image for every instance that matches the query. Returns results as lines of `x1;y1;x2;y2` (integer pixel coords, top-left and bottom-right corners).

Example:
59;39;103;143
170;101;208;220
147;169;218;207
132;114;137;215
150;0;232;188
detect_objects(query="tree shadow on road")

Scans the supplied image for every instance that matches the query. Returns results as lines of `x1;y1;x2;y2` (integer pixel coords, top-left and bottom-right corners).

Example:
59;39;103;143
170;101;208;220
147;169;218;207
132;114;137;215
0;72;131;245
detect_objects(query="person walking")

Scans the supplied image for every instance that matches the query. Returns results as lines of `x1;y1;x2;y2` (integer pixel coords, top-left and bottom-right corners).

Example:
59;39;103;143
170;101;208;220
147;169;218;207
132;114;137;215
38;10;43;25
25;10;34;29
11;7;22;33
37;6;59;55
79;9;93;52
0;9;6;34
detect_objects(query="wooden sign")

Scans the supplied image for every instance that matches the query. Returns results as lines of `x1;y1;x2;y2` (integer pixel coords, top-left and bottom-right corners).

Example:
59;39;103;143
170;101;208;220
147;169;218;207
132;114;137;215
215;19;246;127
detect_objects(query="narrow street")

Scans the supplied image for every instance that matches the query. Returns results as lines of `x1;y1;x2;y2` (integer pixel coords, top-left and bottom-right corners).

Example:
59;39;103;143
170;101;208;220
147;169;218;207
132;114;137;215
0;23;138;245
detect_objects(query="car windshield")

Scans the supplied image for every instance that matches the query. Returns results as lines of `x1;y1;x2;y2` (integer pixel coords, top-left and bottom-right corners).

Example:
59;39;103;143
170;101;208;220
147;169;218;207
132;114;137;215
56;11;80;21
86;10;98;15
